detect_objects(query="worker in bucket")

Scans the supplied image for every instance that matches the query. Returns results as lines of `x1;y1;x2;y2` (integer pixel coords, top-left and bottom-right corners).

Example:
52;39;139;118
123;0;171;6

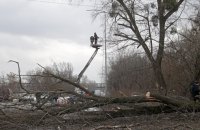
94;32;99;45
90;36;94;46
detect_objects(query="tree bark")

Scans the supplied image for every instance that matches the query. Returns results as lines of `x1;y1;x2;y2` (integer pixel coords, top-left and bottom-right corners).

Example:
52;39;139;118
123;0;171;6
153;63;168;95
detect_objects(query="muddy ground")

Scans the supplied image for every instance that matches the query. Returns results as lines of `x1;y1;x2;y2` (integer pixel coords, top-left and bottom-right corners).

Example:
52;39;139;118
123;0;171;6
60;112;200;130
1;103;200;130
23;111;200;130
1;111;200;130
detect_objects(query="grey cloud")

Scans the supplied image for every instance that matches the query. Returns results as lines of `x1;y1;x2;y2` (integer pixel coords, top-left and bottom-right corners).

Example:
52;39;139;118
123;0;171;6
0;33;41;50
0;0;103;82
0;0;102;45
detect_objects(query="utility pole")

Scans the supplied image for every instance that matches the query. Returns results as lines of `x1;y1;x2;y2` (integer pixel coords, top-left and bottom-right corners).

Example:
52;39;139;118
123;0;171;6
104;13;108;96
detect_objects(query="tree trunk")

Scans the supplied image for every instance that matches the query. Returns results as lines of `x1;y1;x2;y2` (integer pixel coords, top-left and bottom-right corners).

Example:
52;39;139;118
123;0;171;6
152;62;168;95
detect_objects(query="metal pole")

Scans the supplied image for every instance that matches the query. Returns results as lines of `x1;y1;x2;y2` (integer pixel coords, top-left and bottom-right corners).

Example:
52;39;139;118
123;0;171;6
77;48;99;84
104;13;108;95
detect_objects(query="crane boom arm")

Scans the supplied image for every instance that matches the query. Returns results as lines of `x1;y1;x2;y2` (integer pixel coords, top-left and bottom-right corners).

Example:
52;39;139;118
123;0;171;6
77;48;99;83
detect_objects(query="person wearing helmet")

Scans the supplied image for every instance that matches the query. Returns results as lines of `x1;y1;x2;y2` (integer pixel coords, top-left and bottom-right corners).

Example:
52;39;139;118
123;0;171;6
90;36;94;46
94;32;99;45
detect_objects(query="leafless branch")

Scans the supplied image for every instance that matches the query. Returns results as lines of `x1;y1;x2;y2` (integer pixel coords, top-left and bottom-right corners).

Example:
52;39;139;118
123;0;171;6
164;0;185;20
8;60;29;93
37;63;97;98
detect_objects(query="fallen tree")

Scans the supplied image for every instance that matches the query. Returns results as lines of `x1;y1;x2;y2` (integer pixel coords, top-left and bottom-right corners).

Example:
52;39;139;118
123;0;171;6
37;64;198;113
1;61;199;129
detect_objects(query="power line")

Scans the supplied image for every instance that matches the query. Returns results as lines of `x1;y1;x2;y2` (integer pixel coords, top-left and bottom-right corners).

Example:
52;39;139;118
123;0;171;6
27;0;102;7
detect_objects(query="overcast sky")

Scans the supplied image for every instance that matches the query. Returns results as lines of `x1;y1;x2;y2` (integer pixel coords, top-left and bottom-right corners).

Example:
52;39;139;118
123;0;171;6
0;0;105;83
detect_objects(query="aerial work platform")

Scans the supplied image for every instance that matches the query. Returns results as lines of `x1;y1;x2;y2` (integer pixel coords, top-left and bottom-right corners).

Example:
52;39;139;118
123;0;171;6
76;32;102;83
91;44;102;49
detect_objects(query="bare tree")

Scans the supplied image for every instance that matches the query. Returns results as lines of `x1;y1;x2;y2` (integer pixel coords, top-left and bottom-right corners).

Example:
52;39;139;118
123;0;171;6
107;53;154;96
26;62;76;92
162;28;200;96
96;0;187;95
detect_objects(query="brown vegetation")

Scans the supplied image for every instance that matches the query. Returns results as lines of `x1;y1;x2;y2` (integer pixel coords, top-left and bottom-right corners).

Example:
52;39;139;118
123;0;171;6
0;0;200;129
